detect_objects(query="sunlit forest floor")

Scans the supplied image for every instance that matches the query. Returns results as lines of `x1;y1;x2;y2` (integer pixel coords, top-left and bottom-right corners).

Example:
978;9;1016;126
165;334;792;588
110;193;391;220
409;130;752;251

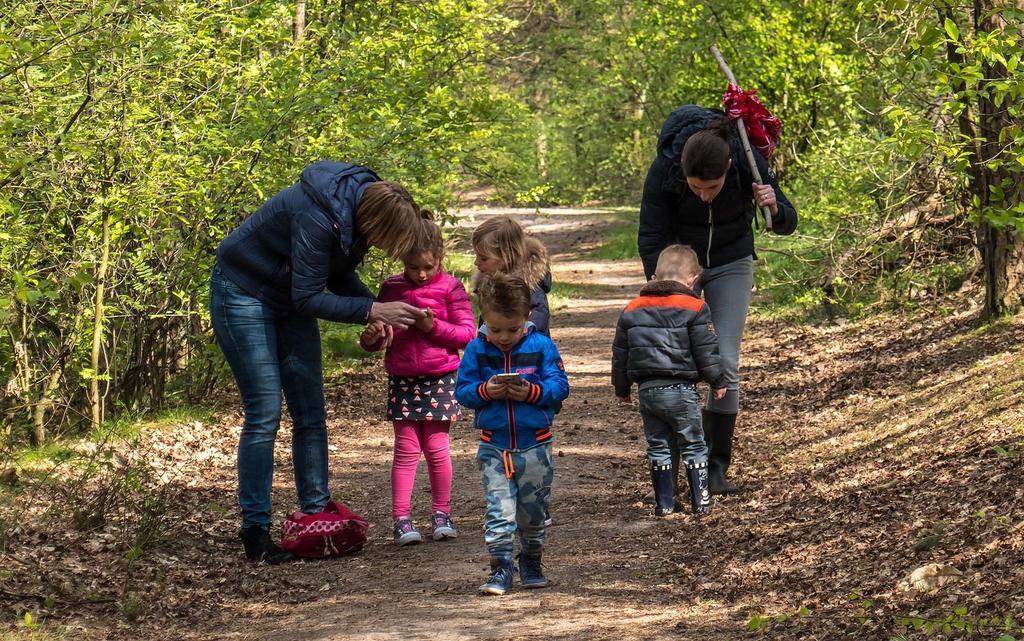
3;208;1023;640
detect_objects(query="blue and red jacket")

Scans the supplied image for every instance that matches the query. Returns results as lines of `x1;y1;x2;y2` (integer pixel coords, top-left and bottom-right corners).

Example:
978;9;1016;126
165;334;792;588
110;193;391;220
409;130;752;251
455;323;569;451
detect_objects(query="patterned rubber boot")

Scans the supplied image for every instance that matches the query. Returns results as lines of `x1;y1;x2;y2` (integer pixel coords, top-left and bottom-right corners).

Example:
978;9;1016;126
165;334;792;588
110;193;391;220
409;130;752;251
685;460;714;514
479;556;516;595
643;444;680;504
651;463;676;516
519;550;550;589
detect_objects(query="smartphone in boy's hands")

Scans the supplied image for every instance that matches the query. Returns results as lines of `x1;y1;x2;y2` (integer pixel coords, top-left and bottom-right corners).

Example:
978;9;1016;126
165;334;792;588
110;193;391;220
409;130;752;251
493;372;523;385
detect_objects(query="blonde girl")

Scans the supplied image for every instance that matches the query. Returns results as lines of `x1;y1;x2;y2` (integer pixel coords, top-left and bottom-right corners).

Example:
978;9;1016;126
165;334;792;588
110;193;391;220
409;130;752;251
471;216;553;336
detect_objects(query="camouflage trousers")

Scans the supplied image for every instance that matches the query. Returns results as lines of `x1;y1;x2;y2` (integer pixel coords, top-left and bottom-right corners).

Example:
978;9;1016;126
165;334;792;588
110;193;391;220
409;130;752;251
476;442;554;558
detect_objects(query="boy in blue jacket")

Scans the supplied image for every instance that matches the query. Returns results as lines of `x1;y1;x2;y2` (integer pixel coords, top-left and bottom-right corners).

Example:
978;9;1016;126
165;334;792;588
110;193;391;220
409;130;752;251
456;273;570;596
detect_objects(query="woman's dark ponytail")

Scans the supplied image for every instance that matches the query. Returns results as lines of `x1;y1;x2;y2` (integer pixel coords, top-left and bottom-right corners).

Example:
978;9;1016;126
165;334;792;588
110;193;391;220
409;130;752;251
681;116;732;180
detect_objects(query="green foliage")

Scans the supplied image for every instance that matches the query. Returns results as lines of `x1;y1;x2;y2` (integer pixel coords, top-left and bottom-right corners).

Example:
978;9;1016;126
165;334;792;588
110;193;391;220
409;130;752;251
913;520;947;552
490;1;868;203
872;1;1024;230
746;604;812;631
0;0;516;441
894;609;1024;637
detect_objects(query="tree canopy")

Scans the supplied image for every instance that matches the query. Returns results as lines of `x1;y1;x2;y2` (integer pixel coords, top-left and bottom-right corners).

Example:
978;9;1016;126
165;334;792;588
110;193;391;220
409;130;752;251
2;0;1022;441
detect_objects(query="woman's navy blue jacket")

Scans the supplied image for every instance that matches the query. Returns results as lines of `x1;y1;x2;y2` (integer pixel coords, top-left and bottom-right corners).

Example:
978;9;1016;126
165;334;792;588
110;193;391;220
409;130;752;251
638;105;797;279
216;161;379;323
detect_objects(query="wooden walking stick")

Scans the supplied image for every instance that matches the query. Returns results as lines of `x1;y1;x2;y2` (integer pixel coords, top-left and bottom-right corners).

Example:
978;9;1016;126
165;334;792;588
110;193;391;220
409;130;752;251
710;44;773;231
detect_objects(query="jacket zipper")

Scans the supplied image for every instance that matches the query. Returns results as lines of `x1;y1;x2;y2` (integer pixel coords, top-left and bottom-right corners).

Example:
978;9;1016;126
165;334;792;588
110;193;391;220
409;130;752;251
706;203;714;268
504;351;517;449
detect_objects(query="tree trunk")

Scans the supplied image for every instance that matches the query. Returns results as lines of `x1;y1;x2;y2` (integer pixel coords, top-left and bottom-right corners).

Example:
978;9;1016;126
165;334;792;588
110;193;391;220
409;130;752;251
294;0;306;43
31;366;64;443
534;87;547;181
89;211;111;429
975;0;1024;318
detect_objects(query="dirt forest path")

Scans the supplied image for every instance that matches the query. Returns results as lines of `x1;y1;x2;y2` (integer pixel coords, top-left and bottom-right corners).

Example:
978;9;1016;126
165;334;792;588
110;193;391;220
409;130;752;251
254;207;735;641
224;206;758;641
30;207;1020;641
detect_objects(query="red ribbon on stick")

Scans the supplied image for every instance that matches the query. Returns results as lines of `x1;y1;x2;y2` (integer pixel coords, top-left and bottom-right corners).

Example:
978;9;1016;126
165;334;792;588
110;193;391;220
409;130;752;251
722;84;782;159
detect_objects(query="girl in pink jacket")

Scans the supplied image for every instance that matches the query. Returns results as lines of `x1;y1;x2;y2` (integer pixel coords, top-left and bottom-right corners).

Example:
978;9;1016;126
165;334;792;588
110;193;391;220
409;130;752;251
360;218;476;546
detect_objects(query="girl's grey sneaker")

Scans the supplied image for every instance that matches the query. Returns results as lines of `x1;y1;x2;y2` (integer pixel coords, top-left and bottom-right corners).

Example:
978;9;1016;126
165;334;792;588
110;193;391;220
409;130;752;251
393;517;423;546
431;511;458;541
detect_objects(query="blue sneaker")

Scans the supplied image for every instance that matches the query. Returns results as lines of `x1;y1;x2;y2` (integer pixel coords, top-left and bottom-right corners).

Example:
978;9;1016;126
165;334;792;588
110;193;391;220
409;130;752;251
431;511;458;541
393;517;423;547
518;551;550;589
479;557;515;595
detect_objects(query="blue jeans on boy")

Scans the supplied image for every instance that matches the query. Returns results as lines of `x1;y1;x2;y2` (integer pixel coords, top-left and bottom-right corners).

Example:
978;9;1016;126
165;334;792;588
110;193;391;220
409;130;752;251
477;443;553;558
638;383;708;468
209;264;330;530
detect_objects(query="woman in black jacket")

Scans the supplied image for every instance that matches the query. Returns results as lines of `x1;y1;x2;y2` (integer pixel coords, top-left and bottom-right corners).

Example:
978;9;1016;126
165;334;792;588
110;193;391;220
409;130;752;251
211;161;428;563
638;106;797;495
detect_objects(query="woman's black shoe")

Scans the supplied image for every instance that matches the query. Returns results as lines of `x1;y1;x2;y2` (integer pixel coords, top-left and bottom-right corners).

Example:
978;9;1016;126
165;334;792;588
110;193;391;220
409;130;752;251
240;525;295;565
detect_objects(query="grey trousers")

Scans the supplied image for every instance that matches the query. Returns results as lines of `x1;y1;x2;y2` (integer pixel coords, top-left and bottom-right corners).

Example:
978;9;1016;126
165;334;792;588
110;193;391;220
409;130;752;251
693;256;753;414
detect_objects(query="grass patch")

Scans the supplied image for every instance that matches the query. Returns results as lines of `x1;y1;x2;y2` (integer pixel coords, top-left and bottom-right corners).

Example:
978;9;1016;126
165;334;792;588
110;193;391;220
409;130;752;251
15;442;76;467
321;322;382;378
1;628;68;641
583;214;640;261
89;406;218;443
445;251;476;284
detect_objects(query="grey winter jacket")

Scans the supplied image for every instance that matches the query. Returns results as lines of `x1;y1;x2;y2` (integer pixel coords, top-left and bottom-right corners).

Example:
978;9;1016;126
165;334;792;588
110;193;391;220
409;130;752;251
611;279;726;397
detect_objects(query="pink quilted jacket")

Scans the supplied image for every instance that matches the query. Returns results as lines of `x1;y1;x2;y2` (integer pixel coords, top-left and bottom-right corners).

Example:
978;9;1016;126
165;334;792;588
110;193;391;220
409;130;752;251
360;271;476;377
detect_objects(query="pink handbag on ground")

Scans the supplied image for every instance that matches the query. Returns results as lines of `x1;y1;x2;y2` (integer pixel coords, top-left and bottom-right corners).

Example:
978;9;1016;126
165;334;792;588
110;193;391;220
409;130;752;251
280;500;368;558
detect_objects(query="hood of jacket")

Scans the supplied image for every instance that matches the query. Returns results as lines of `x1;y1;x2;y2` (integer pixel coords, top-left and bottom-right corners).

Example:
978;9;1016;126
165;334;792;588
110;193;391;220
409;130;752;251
300;161;381;255
656;105;752;192
639;279;698;297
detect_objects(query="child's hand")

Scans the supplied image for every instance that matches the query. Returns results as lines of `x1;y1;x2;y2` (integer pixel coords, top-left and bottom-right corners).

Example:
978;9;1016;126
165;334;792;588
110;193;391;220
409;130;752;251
713;387;727;400
414;307;434;333
617;394;631;404
361;321;382;343
485;376;508;399
505;380;531;402
361;321;393;348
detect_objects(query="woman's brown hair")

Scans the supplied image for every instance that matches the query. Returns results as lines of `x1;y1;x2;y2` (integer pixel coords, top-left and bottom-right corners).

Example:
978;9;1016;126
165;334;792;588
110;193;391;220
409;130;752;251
356;181;426;259
477;273;531;319
681;117;732;180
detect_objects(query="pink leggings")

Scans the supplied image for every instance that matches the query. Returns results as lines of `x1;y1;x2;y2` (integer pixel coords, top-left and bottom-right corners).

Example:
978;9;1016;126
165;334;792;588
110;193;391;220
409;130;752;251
391;420;452;519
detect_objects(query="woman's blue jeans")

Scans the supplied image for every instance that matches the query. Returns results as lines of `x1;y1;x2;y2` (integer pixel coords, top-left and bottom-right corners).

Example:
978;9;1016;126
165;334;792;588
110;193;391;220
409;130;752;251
209;264;330;530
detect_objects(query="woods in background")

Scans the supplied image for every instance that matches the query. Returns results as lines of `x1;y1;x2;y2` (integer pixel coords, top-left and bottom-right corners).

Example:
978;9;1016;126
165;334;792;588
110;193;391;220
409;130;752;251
2;0;1022;444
